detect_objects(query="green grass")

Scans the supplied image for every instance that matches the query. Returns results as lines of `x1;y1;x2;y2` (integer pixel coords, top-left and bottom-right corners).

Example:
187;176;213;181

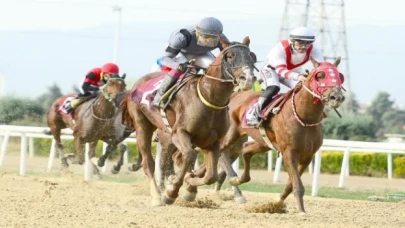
98;174;147;184
207;180;405;203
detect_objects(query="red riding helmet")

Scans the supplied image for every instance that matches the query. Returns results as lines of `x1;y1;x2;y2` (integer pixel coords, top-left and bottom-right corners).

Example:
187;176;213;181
101;62;119;74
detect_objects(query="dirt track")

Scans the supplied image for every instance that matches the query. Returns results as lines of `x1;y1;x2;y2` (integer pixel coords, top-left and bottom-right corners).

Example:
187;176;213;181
0;155;404;228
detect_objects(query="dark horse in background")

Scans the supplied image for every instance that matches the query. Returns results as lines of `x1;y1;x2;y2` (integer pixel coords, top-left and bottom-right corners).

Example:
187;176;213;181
46;74;141;175
122;36;256;206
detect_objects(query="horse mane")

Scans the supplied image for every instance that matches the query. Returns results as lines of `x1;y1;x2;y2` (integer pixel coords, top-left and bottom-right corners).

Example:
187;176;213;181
228;41;241;46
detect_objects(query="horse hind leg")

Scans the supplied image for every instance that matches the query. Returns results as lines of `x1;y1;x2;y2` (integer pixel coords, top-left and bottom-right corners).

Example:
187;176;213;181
134;117;163;206
184;141;220;201
158;142;176;192
111;143;125;174
70;137;85;165
230;141;269;186
97;143;114;168
48;119;69;168
88;141;102;179
163;130;198;204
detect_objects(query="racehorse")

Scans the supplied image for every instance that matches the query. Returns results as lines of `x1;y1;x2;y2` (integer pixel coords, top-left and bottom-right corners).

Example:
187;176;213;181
208;57;345;213
121;36;256;206
46;74;135;175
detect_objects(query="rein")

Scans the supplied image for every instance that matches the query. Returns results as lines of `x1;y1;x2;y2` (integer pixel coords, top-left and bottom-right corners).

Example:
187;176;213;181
100;77;125;104
291;88;323;127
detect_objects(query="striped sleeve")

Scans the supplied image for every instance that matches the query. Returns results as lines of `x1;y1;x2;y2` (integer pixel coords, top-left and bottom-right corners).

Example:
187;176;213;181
267;43;299;80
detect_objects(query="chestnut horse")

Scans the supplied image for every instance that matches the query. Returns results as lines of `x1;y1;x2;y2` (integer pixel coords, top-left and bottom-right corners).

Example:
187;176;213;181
122;37;256;206
210;57;345;213
46;74;133;175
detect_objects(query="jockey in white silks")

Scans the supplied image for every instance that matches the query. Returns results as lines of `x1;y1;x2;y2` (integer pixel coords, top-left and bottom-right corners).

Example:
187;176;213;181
247;26;325;125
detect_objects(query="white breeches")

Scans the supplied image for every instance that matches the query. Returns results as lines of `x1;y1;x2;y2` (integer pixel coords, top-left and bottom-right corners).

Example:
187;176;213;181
260;65;299;89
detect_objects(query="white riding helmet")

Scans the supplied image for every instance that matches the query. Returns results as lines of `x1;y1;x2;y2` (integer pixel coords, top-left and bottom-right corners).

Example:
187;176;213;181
289;27;316;42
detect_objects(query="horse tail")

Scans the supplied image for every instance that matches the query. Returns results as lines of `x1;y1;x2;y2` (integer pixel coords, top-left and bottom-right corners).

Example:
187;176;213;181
120;93;133;129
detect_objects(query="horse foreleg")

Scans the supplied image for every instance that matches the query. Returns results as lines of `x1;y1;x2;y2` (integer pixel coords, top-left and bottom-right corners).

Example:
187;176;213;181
214;167;227;192
278;153;313;213
110;143;125;174
88;141;102;179
163;130;197;204
230;141;269;185
97;143;116;168
218;147;247;204
128;153;142;172
184;162;206;196
184;141;220;201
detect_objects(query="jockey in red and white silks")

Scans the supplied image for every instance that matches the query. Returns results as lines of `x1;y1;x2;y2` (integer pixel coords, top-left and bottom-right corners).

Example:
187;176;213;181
247;26;325;126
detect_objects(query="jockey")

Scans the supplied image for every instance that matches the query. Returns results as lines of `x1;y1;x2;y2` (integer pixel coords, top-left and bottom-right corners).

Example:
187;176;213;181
247;26;325;125
65;62;119;114
152;16;228;107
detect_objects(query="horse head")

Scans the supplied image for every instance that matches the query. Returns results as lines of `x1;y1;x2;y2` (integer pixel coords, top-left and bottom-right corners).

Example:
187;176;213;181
216;36;256;91
304;57;345;108
100;73;127;103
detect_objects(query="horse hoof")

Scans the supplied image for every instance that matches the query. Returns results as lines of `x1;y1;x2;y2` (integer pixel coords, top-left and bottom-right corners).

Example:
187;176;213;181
235;196;247;204
111;167;119;174
229;177;241;186
128;164;139;172
132;164;141;172
97;160;105;167
183;192;197;202
161;193;176;205
92;169;100;175
298;211;307;216
151;198;165;207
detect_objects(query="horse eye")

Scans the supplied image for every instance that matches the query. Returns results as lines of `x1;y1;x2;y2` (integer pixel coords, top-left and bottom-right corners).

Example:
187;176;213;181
226;53;234;61
316;72;325;81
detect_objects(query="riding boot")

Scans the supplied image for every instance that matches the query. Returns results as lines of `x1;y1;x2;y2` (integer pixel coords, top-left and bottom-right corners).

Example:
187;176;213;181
247;97;265;126
247;85;280;126
64;102;73;114
152;74;179;107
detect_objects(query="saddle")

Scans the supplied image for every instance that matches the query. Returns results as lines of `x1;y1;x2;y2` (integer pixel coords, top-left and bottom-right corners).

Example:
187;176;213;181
261;83;327;121
130;72;198;109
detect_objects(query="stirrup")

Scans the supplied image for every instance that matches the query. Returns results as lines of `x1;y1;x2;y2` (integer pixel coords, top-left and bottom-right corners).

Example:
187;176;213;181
272;107;280;114
152;95;163;108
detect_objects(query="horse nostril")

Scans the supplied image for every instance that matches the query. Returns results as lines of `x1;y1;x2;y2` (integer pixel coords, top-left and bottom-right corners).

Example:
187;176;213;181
329;96;337;101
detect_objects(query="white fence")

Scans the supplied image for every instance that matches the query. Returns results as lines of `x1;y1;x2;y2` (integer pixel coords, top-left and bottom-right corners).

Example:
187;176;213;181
1;124;405;196
0;125;137;181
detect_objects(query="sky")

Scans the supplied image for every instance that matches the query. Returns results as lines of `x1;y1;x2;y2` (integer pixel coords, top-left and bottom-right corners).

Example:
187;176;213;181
0;0;405;105
2;0;404;31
